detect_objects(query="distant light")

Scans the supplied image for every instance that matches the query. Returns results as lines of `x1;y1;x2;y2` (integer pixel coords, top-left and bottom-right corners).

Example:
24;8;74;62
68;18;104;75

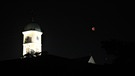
92;27;95;31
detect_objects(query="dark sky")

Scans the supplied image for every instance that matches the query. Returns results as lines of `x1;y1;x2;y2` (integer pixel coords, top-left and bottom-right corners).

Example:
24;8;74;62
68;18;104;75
0;2;134;63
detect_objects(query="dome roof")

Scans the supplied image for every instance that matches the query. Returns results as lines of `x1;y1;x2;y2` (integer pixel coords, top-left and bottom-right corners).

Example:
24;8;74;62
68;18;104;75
24;23;41;32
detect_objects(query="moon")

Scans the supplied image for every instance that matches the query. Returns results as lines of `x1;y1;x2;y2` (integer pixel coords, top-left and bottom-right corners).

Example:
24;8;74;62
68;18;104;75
92;27;95;31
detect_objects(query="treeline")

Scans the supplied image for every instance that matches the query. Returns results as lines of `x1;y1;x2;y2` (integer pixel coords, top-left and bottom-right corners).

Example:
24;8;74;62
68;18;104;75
101;39;135;65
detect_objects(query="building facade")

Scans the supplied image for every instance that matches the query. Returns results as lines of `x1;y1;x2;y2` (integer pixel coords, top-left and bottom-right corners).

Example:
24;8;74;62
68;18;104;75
22;23;43;57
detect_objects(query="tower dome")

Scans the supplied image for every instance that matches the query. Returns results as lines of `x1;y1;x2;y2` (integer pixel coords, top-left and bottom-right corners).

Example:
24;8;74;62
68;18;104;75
24;22;41;32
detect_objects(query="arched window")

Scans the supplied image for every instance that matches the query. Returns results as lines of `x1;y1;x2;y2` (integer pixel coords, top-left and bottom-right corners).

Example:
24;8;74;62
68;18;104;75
25;36;32;43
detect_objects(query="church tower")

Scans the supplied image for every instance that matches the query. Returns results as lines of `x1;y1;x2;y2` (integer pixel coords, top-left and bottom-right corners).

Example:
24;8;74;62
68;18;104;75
22;22;43;57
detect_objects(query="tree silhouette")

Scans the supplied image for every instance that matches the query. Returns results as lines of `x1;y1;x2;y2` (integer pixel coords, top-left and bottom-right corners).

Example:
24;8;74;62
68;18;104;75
101;39;135;64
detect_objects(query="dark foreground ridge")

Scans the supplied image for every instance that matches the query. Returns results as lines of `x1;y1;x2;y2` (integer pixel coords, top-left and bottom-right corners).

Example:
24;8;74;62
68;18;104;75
0;53;133;76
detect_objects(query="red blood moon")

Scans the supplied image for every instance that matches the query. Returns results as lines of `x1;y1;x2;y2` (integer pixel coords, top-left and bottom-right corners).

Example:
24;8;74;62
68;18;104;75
92;27;95;31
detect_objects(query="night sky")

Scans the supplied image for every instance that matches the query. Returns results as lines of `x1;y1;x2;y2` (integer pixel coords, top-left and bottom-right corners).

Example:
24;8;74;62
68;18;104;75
0;2;134;64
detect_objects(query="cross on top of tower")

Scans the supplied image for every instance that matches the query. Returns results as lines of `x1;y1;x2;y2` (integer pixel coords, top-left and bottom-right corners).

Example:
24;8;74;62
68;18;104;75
32;17;34;22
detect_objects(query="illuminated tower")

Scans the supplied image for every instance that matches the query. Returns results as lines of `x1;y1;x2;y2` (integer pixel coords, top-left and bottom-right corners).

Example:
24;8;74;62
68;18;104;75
22;22;43;57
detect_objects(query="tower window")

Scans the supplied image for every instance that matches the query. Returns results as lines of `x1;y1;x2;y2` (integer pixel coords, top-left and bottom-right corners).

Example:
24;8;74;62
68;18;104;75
25;36;32;43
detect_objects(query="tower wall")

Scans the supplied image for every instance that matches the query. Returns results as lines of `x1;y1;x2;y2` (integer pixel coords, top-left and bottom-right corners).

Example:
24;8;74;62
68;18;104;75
22;30;42;56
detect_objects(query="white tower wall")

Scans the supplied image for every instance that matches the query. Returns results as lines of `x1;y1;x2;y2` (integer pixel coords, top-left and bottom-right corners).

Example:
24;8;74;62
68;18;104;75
22;30;42;56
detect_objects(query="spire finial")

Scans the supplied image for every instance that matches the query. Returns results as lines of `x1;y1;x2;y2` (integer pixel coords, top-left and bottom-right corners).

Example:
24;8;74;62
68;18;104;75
32;17;34;22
